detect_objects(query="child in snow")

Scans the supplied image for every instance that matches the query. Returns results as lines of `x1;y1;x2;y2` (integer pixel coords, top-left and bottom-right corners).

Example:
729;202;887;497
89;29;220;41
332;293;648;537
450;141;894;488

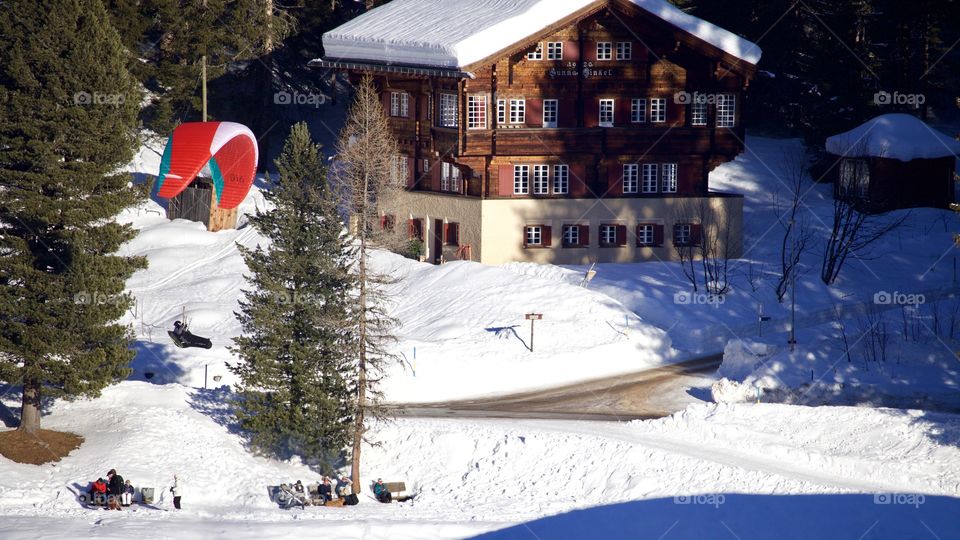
90;478;108;506
122;479;134;506
170;474;182;509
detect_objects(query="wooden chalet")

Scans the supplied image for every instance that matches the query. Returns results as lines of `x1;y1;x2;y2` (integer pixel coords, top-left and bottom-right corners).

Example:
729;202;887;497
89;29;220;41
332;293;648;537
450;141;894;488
313;0;761;265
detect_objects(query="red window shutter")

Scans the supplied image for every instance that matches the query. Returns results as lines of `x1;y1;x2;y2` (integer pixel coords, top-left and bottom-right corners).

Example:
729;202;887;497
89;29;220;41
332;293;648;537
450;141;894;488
615;98;631;125
446;222;459;245
653;224;664;246
562;41;580;61
691;224;702;245
419;94;429;121
382;91;392;117
380;215;388;230
584;41;597;61
522;226;528;248
616;225;627;246
542;225;553;247
559;99;577;128
407;157;415;188
431;163;442;191
570;164;589;197
584;100;599;128
607;164;622;196
526;98;543;128
579;225;590;247
409;218;421;239
498;164;514;197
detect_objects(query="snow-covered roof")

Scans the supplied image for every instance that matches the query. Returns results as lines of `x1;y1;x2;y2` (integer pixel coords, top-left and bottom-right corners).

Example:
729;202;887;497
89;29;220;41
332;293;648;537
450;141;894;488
826;114;960;162
321;0;762;69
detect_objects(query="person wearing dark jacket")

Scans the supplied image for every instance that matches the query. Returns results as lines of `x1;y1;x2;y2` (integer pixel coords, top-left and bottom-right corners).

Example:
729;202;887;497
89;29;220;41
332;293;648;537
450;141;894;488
318;477;333;505
106;469;124;511
373;479;392;503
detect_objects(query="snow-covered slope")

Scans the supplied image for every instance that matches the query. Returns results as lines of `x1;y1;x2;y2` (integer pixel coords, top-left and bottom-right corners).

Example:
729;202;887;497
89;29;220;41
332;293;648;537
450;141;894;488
322;0;761;68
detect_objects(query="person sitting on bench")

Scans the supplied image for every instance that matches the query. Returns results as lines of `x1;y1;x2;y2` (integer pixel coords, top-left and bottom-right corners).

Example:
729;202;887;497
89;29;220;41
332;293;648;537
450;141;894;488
337;476;359;506
373;479;392;503
318;477;333;504
90;478;108;505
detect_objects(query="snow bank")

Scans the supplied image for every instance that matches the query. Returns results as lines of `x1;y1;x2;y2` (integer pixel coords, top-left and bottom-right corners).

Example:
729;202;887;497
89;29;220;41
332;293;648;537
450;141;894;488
826;113;960;161
322;0;761;69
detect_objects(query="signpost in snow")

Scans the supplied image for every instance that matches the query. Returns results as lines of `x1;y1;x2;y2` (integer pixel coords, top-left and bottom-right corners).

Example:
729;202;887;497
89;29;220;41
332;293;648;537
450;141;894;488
525;313;543;352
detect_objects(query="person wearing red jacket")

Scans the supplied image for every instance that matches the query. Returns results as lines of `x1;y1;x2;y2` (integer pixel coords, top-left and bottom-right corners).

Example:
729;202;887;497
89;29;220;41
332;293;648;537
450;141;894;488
90;478;107;506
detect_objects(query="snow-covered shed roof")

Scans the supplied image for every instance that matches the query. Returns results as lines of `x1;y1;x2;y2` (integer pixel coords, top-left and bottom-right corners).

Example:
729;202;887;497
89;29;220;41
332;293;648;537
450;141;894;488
321;0;762;70
826;114;960;162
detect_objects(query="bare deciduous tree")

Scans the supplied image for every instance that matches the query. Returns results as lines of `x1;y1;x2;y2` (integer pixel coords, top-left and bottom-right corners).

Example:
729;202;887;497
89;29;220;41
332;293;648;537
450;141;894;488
775;149;813;302
332;74;402;493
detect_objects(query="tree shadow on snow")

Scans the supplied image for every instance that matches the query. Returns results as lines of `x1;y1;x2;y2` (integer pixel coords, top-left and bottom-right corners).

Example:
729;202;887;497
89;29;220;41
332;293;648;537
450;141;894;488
472;494;960;540
484;325;530;351
128;341;187;385
188;386;241;436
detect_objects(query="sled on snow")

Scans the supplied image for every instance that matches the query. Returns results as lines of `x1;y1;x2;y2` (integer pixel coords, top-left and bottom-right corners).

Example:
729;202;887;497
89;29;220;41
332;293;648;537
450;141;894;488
168;320;212;349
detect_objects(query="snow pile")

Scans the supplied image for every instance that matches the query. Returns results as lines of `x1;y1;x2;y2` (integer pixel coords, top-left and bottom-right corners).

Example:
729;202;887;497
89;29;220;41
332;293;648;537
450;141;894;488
826;113;960;161
322;0;761;69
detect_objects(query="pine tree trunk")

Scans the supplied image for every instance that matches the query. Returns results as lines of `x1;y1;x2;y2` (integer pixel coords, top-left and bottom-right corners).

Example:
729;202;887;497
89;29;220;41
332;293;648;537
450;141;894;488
18;379;41;434
352;171;369;495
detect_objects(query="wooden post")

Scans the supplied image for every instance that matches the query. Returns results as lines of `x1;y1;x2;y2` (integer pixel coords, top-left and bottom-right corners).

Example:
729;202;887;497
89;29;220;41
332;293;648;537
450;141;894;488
525;313;542;352
201;55;207;122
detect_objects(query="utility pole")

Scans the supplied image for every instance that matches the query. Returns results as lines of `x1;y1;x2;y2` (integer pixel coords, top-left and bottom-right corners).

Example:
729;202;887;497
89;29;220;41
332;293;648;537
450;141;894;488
201;55;208;122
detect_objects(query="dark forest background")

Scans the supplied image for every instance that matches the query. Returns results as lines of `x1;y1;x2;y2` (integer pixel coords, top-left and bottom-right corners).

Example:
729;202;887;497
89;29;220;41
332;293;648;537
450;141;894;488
104;0;960;164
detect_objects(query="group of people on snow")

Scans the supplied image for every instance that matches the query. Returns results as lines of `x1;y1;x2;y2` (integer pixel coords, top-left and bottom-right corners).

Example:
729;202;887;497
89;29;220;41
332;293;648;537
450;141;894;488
287;475;360;506
87;469;132;510
86;471;182;510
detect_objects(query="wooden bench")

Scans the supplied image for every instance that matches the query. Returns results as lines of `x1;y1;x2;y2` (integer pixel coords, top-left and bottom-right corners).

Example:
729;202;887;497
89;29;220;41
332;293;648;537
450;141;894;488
383;482;412;502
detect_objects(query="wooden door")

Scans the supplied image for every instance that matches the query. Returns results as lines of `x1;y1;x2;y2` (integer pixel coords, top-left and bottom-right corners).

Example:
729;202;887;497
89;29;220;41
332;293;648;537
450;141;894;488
433;219;443;264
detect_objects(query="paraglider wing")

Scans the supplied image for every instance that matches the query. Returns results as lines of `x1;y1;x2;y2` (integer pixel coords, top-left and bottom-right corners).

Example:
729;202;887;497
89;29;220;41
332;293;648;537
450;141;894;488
155;122;258;210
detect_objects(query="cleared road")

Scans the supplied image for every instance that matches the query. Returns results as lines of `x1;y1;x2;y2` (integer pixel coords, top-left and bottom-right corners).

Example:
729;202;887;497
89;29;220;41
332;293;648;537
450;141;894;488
387;354;722;422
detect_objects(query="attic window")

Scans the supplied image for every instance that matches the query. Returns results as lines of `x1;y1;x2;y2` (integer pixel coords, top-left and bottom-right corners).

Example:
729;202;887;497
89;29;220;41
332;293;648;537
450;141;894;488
526;43;543;61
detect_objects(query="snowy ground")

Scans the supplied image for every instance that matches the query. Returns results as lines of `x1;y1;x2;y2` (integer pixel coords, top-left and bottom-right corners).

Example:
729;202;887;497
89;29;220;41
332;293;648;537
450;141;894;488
2;135;959;538
2;382;958;538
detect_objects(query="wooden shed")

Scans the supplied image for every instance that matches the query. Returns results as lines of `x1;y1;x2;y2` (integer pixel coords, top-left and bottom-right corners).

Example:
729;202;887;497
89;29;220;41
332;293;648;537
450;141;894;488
826;114;960;213
166;179;239;232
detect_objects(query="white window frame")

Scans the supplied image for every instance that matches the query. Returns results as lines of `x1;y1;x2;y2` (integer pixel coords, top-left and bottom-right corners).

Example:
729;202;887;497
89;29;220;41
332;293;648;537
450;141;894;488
599;99;615;127
391;155;408;185
631;98;646;123
661;163;678;193
637;224;655;246
526;42;543;61
542;99;558;128
553;164;569;194
600;224;618;246
526;225;542;246
562;224;580;247
642;164;658;193
439;93;458;128
650;98;666;123
467;95;487;130
441;162;462;193
623;164;639;194
497;99;507;126
675;224;692;246
597;42;613;61
533;165;550;195
691;100;708;126
514;165;530;195
616;41;632;60
547;42;564;61
716;94;736;128
509;99;526;124
390;92;409;117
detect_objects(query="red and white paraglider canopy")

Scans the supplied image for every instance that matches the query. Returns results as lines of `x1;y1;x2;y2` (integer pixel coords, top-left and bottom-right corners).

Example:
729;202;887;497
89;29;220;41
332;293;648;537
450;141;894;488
155;122;258;210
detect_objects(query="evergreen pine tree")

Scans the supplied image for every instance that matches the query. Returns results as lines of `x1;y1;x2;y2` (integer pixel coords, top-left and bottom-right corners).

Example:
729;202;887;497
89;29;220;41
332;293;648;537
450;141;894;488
0;0;146;433
230;122;356;465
